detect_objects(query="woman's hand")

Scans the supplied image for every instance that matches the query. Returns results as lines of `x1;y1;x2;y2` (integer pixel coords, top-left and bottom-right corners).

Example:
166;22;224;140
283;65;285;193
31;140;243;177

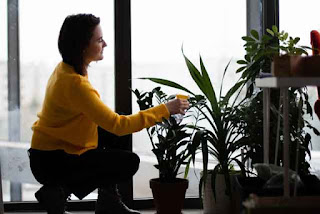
165;98;190;115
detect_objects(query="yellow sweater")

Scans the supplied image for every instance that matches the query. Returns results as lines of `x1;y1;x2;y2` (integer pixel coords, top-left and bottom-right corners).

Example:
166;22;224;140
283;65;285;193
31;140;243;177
31;62;170;155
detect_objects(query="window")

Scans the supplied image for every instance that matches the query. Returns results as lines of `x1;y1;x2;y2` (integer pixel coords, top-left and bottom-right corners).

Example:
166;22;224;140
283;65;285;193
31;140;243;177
0;0;8;141
280;0;320;171
3;0;114;201
0;0;9;201
132;0;246;199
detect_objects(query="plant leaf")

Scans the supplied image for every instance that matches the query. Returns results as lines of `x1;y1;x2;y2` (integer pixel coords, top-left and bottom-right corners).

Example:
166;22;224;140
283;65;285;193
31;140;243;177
266;28;274;36
139;77;195;95
272;25;278;33
200;55;219;114
242;36;255;42
251;30;259;40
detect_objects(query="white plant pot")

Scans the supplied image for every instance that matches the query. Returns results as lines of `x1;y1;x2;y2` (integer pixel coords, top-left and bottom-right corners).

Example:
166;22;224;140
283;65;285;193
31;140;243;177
202;173;240;214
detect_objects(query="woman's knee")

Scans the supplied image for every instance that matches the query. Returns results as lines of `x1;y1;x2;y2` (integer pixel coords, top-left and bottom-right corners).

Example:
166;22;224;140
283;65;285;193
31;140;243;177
130;152;140;174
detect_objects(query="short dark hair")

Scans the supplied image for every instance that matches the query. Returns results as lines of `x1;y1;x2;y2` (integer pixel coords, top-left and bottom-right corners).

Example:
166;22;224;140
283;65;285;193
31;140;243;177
58;14;100;75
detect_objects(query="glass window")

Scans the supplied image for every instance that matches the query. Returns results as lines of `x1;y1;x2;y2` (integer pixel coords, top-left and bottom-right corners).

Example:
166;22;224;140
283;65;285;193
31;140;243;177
132;0;246;199
0;0;8;141
3;0;114;202
0;0;10;202
280;0;320;170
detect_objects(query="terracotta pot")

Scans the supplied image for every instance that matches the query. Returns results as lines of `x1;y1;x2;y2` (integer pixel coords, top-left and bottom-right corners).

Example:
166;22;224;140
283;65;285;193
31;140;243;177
272;55;320;77
272;55;292;77
150;178;188;214
290;55;320;77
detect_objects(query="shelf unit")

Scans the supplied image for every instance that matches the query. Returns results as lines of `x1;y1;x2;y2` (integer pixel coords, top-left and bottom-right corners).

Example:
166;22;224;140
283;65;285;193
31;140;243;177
256;77;320;197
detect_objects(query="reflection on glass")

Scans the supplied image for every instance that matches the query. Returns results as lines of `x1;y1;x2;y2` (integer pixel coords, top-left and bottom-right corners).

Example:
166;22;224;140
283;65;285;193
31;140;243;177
132;0;246;198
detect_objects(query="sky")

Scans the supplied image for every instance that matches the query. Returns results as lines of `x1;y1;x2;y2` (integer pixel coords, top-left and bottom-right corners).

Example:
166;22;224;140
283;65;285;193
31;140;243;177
2;1;320;63
1;0;246;64
1;0;114;64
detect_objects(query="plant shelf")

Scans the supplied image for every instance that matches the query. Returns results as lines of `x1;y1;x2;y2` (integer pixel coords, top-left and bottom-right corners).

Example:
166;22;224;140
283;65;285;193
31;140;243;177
256;77;320;197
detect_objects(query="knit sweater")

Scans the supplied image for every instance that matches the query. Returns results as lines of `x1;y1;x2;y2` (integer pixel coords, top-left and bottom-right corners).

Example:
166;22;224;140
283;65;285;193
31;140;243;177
31;62;170;155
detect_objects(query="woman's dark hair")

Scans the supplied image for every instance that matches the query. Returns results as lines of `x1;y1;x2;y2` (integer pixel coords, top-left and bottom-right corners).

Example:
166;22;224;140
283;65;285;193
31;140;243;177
58;14;100;75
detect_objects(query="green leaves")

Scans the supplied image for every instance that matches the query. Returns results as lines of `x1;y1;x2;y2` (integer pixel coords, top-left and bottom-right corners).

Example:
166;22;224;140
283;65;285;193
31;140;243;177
182;52;219;115
266;28;274;36
139;77;195;96
251;29;259;40
136;49;248;198
237;25;310;92
237;60;247;65
272;25;278;33
133;87;199;182
242;36;255;42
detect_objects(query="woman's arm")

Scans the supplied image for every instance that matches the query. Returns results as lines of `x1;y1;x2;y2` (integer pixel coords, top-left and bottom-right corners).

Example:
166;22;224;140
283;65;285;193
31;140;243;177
69;77;188;136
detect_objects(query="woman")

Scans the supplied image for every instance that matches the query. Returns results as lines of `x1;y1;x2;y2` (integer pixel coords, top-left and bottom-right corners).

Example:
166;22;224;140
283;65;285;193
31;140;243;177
28;13;189;214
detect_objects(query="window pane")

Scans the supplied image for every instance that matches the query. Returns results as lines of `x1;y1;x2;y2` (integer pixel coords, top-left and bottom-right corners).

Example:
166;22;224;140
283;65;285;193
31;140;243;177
0;0;10;202
3;0;114;202
280;0;320;170
0;0;8;141
280;2;320;144
132;0;246;198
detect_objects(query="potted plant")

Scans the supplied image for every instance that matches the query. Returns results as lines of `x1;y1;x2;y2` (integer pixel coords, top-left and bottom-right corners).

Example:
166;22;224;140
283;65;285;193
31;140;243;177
236;26;319;177
235;26;320;212
132;86;202;214
142;51;249;214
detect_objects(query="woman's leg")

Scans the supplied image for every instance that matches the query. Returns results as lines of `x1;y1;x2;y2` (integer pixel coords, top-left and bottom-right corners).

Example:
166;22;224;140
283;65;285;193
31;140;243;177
65;147;141;214
28;149;73;214
65;148;140;196
93;127;141;214
28;127;141;213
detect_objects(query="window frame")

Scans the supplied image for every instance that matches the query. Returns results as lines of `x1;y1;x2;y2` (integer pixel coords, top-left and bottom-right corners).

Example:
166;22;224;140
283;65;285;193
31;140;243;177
4;0;277;211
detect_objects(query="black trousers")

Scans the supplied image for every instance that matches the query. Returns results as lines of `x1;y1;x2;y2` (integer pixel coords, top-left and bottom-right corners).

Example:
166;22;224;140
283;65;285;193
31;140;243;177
28;127;140;199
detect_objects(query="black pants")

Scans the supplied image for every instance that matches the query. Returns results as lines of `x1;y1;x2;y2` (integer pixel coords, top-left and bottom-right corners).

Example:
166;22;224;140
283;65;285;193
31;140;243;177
28;127;140;199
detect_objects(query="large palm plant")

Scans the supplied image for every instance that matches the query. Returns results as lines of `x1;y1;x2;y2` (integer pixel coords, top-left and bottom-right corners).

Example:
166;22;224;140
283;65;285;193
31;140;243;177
142;51;249;199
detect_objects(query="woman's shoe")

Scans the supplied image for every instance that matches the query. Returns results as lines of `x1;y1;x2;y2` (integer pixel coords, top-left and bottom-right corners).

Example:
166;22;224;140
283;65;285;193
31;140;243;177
95;185;141;214
35;185;70;214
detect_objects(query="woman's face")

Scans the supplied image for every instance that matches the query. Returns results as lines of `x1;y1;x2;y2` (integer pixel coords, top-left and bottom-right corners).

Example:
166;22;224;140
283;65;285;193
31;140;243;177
83;24;107;65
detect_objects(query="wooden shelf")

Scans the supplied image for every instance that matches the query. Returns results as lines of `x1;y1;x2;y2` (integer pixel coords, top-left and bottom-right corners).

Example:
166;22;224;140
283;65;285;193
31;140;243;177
255;76;320;197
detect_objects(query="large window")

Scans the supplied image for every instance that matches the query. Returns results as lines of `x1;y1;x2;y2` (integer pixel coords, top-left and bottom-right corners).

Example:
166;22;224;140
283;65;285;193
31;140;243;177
20;0;115;143
0;0;9;202
3;0;114;202
280;0;320;171
0;0;8;142
132;0;246;199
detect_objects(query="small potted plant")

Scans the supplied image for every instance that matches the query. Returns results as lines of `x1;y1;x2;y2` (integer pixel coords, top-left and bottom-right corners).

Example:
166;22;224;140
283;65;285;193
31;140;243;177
132;87;201;214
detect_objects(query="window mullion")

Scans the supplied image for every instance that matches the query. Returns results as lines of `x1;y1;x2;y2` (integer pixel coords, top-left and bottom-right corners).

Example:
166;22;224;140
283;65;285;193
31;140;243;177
114;0;134;208
7;0;22;202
